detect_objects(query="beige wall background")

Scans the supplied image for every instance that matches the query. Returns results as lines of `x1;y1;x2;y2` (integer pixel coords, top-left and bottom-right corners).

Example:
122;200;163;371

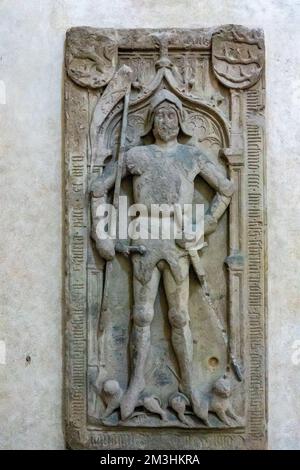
0;0;300;449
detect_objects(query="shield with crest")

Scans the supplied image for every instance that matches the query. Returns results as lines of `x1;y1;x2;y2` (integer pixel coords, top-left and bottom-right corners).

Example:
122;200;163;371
212;26;264;89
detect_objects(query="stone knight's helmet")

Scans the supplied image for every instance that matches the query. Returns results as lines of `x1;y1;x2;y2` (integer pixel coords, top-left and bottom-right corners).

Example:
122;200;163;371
142;89;192;138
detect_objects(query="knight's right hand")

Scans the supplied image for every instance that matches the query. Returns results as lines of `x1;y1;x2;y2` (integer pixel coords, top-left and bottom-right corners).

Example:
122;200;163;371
94;238;116;261
90;179;107;198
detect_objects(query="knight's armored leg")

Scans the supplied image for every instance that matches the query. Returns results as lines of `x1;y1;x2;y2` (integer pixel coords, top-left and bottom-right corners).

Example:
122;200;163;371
163;260;193;394
163;258;208;424
120;267;160;421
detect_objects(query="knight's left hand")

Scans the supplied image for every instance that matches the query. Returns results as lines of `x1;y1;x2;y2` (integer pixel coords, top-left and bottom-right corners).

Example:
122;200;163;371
204;215;217;235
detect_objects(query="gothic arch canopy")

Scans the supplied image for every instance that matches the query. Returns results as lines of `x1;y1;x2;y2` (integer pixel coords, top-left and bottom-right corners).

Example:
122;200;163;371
91;65;230;168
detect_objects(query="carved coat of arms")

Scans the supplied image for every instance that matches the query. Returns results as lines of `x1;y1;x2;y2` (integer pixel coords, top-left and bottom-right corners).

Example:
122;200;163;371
212;26;264;89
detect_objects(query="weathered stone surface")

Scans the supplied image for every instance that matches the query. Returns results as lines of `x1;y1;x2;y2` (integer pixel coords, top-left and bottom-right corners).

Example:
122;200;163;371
1;0;300;452
65;26;266;449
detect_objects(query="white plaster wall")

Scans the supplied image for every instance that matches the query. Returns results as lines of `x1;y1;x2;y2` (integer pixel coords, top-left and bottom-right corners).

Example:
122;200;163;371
0;0;299;450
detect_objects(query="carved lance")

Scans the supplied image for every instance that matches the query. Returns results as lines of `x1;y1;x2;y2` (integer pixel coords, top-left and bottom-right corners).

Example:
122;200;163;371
98;88;131;338
96;89;131;383
97;83;146;338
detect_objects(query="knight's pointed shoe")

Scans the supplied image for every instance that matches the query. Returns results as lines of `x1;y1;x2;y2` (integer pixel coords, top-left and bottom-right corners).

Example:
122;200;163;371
120;397;135;421
120;383;143;421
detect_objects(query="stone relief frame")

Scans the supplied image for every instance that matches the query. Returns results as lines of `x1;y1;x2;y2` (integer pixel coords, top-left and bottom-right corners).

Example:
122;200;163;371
64;26;266;449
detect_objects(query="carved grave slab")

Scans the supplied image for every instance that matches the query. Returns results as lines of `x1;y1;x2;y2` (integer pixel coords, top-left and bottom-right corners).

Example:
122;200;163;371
64;26;266;449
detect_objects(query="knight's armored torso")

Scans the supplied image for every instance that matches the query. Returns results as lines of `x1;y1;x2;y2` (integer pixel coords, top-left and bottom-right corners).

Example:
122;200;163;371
126;143;202;210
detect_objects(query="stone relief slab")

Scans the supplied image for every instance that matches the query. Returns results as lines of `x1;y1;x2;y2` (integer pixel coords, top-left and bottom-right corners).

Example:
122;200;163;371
64;26;266;449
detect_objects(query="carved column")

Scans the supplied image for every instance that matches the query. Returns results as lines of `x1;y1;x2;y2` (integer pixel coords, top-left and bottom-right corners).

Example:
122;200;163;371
222;89;245;373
